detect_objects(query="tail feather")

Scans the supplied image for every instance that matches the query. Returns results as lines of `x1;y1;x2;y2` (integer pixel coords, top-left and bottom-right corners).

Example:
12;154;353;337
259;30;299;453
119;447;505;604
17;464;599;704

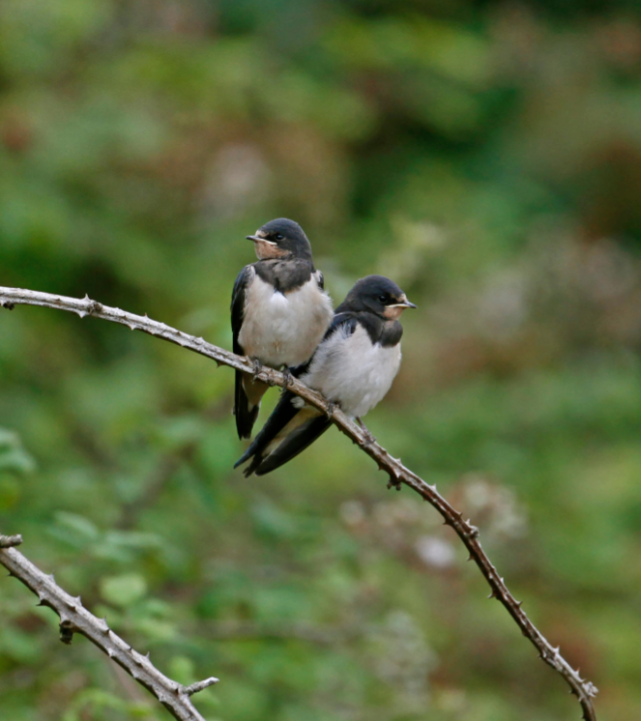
234;370;261;439
253;416;332;476
234;388;301;473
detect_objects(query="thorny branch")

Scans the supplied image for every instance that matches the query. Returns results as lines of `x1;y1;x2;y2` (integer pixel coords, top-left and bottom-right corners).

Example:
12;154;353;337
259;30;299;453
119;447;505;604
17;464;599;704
0;285;598;720
0;534;217;721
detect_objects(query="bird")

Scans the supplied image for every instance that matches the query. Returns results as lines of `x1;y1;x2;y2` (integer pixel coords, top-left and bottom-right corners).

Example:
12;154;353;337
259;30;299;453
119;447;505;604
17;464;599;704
234;275;416;476
231;218;333;439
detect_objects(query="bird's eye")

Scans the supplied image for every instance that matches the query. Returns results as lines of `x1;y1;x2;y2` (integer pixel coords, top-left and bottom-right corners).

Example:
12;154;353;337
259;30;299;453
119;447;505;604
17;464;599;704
275;234;284;241
378;294;388;303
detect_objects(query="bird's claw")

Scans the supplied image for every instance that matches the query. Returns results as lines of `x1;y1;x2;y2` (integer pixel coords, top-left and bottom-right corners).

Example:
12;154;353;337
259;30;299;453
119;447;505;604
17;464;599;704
282;366;294;388
251;358;262;382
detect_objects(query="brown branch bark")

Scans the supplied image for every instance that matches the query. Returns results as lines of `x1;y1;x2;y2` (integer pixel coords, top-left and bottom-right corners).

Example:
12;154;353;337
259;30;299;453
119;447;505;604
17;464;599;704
0;285;598;720
0;534;217;721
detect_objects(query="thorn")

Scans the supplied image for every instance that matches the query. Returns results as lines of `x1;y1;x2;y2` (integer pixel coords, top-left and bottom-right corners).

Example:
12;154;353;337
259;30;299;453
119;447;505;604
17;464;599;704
107;648;114;658
47;573;55;584
77;310;87;319
488;591;495;599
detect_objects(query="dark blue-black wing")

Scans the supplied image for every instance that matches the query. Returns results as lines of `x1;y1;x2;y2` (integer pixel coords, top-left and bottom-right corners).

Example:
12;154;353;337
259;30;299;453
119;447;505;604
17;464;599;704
231;265;259;439
234;387;332;477
234;388;302;474
253;414;332;476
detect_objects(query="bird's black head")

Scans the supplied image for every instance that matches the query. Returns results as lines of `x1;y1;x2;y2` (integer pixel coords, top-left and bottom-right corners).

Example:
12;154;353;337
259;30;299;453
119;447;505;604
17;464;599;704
336;275;417;320
246;218;313;261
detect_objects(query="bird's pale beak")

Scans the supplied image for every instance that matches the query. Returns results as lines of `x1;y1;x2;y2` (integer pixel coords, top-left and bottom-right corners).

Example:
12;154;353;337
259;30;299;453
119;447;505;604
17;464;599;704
389;295;417;309
246;234;276;246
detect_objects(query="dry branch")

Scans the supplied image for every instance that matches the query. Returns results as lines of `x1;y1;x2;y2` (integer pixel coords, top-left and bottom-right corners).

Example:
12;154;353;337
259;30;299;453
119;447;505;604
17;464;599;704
0;285;598;720
0;534;217;721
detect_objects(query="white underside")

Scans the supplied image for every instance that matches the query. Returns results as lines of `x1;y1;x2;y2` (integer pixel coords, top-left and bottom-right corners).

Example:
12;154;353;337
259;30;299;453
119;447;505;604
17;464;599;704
300;323;402;418
239;271;333;368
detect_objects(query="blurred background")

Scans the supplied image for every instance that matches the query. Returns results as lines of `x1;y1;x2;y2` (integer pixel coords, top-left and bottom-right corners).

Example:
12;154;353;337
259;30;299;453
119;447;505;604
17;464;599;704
1;1;640;719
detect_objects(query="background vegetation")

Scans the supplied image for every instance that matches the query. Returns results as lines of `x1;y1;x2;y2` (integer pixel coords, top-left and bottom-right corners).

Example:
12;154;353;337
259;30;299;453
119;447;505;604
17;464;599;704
1;1;641;719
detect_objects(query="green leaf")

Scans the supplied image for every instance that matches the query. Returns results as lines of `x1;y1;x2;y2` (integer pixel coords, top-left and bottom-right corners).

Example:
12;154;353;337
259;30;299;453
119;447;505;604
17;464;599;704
100;573;147;607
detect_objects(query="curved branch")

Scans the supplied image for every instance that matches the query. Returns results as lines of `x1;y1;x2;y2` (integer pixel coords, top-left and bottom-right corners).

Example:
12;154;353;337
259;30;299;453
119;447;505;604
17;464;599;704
0;285;598;719
0;534;217;721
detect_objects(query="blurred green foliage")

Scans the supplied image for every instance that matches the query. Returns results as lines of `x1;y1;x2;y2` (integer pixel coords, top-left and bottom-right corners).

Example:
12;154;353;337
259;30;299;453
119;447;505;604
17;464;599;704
1;1;641;719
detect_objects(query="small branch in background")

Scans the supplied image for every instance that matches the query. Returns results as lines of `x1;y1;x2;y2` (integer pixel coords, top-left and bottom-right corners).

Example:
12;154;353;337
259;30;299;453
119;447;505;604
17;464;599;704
0;286;599;720
0;534;218;721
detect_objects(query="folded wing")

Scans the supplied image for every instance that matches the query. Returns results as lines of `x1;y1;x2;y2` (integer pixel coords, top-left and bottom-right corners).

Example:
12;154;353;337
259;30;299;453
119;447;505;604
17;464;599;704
231;265;262;439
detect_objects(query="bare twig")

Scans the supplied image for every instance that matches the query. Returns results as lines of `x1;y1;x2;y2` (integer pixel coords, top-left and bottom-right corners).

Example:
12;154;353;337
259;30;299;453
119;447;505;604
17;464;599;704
0;286;598;719
0;534;218;721
0;534;23;548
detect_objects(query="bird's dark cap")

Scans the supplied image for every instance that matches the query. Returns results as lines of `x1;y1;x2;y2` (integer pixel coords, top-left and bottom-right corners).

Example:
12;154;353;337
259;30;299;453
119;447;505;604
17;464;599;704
336;275;417;317
246;218;313;261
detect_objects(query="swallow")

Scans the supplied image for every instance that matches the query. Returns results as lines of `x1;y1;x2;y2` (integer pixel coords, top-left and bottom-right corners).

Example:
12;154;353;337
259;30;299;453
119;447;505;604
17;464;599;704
234;275;416;475
232;218;333;439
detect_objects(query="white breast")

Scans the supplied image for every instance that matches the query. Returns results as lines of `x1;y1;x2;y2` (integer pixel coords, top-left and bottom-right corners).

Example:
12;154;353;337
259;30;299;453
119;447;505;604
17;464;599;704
239;272;333;368
301;324;402;418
